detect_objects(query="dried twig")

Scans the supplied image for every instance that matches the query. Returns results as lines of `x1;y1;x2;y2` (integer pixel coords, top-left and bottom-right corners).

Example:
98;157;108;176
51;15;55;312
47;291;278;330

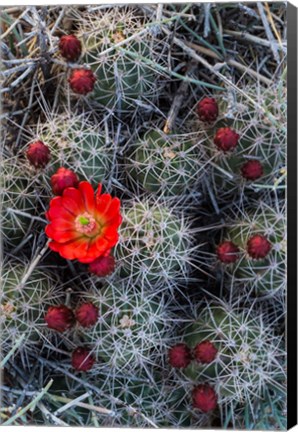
186;41;273;86
224;29;286;52
257;2;280;63
163;60;197;134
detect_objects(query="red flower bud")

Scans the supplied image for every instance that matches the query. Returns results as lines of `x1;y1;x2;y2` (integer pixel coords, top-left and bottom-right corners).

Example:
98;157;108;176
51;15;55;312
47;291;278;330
216;241;240;264
192;384;218;412
51;167;79;196
194;340;218;364
71;347;95;371
241;160;263;181
45;305;75;332
168;343;192;368
75;302;99;327
197;97;218;122
59;35;82;62
26;141;51;168
214;127;239;152
88;255;115;277
247;234;272;259
68;69;96;95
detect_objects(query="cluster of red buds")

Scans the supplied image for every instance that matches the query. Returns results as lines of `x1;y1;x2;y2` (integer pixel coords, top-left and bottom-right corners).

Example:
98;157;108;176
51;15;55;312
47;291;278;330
168;341;218;412
168;340;218;369
197;97;264;181
45;302;99;331
217;234;272;263
44;302;99;371
57;33;96;95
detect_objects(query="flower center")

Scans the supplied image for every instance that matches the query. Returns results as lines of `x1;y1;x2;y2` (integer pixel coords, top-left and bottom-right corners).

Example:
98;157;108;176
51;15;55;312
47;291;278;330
75;213;97;234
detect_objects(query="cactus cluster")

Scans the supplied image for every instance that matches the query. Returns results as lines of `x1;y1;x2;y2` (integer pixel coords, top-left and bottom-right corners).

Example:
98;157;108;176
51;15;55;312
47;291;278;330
115;198;196;287
124;129;208;198
182;303;285;408
74;6;162;113
199;82;286;201
1;261;61;354
222;201;286;298
1;4;286;430
31;114;115;190
73;278;174;373
1;157;39;248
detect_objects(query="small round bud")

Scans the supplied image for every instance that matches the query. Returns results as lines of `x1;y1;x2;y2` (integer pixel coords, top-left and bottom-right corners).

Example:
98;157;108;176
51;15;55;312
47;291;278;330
26;141;51;168
216;241;240;264
214;127;239;152
192;384;218;412
194;340;218;364
59;34;82;62
88;255;115;277
45;305;75;332
197;97;218;122
75;302;99;327
168;343;192;368
68;69;96;95
51;167;79;196
71;347;95;371
247;235;272;259
241;160;264;181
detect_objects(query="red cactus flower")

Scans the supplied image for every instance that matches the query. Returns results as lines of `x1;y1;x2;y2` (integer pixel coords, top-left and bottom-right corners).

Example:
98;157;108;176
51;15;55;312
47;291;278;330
59;34;82;62
247;234;272;259
71;347;95;371
26;141;50;168
89;254;115;277
168;343;192;368
45;181;122;264
214;127;239;152
68;69;96;95
241;160;264;181
216;241;240;264
44;305;75;332
192;384;218;412
197;97;218;122
194;341;218;364
51;167;80;196
75;302;99;327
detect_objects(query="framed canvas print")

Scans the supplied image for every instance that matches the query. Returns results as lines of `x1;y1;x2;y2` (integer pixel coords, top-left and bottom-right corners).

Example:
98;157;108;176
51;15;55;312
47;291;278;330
0;1;297;430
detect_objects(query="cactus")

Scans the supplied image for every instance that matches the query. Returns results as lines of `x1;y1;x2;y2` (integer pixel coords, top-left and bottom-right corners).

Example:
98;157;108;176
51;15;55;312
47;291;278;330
87;374;213;428
124;129;207;198
74;278;174;373
76;7;159;112
202;82;286;198
115;198;195;287
182;303;286;409
223;200;286;298
31;113;115;190
1;260;62;355
1;158;39;247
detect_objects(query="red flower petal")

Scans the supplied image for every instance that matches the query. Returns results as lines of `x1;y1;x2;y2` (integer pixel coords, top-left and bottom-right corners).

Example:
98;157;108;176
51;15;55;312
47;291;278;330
48;240;61;252
62;188;85;212
57;239;87;260
104;198;121;221
103;225;120;242
46;225;81;243
47;204;74;221
95;194;112;216
46;218;75;232
95;184;103;202
79;181;95;213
